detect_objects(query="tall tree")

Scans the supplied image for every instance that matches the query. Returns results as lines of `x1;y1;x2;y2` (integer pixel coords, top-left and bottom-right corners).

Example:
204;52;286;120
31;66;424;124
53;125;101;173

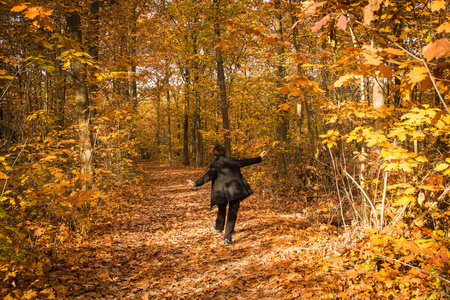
213;0;231;156
67;4;92;189
274;0;288;176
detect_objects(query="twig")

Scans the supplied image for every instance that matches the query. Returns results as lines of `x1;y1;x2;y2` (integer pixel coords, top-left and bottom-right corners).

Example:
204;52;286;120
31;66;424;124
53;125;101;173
328;147;347;230
0;69;20;102
1;139;28;199
344;170;379;228
351;248;450;285
350;18;450;116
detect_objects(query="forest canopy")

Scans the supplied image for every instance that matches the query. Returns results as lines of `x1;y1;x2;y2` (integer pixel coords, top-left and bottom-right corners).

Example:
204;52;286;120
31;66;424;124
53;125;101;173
0;0;449;298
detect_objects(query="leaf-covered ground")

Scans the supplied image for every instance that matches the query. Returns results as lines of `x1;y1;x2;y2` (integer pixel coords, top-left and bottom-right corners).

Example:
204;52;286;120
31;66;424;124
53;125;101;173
37;163;352;299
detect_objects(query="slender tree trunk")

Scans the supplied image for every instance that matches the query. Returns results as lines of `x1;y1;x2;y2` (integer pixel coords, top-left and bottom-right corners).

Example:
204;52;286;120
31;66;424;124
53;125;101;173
183;68;190;166
213;0;231;156
290;8;304;159
67;8;92;189
167;90;172;166
275;0;288;176
131;6;138;109
192;31;202;167
156;92;161;145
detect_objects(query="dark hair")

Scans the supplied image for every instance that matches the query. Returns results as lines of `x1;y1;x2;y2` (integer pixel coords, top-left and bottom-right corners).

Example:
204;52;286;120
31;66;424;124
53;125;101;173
213;145;226;157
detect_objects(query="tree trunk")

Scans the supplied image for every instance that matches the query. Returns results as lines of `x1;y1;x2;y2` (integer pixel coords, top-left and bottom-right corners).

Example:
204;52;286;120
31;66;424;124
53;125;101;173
192;31;202;167
183;68;190;166
213;0;231;156
67;8;92;190
167;90;172;166
275;0;288;176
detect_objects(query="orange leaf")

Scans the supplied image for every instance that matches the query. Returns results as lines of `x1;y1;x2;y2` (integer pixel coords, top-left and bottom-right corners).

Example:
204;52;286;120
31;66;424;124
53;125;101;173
334;73;354;87
11;3;29;12
383;47;405;56
430;0;446;12
422;38;450;61
437;22;450;34
312;15;329;32
369;0;384;11
363;4;374;25
337;15;348;31
362;51;383;66
34;227;45;237
24;7;40;19
304;1;326;15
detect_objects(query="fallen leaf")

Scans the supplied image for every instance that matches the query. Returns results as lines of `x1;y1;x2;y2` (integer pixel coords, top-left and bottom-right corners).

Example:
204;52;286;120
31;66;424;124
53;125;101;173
34;227;45;237
23;290;37;300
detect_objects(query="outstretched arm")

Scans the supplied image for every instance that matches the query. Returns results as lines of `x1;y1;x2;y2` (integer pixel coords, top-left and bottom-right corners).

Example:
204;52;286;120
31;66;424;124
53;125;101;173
238;150;268;167
187;167;217;187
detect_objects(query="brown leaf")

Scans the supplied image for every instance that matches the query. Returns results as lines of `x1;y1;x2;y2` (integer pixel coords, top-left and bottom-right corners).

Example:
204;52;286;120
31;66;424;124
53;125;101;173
422;38;450;61
23;290;37;300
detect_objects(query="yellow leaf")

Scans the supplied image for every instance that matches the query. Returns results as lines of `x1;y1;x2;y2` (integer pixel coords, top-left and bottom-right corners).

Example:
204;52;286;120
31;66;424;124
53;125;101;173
407;67;428;83
435;163;449;171
404;187;416;195
11;4;29;12
0;171;8;180
393;195;415;206
415;156;428;163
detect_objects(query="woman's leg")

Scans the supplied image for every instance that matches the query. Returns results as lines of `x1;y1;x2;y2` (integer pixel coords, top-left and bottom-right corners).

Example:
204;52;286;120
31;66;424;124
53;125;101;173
215;202;227;232
224;199;241;242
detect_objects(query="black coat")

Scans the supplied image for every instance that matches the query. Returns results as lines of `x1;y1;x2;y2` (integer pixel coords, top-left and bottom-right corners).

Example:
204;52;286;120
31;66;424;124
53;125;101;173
194;155;262;208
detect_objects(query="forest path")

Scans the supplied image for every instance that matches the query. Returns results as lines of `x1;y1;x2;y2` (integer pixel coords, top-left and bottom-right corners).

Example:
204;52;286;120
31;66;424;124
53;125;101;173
47;162;347;299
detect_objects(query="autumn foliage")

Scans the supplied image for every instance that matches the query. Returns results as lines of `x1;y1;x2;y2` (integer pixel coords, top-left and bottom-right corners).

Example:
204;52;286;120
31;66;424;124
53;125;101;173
1;0;450;299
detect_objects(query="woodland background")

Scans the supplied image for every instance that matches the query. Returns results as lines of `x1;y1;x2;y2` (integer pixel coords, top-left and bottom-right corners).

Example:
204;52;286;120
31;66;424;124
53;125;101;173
0;0;450;298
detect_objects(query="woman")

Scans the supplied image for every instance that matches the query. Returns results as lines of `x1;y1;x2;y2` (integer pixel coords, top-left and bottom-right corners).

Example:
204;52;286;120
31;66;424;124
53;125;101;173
187;145;267;245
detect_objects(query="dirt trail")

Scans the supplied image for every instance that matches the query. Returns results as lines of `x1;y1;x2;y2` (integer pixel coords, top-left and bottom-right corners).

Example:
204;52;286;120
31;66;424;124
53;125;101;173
46;162;346;299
